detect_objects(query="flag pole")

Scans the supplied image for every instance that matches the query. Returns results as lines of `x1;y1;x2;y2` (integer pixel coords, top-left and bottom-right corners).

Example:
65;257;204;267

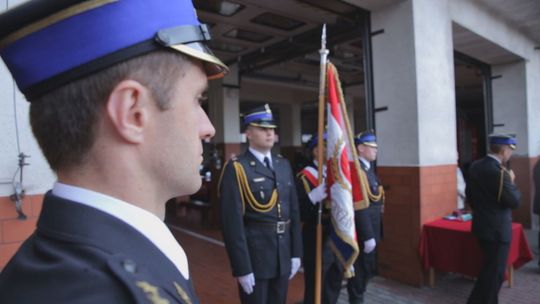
315;24;328;304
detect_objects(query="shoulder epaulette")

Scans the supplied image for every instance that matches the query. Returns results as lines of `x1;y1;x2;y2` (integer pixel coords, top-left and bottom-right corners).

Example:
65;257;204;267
107;255;187;304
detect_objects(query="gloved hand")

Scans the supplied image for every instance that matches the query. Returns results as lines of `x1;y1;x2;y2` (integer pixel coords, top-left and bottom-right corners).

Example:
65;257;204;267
363;238;376;254
308;183;327;204
289;257;301;279
237;273;255;294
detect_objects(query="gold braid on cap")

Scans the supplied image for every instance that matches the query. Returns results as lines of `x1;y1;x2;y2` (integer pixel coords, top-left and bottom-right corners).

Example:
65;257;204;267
232;162;278;214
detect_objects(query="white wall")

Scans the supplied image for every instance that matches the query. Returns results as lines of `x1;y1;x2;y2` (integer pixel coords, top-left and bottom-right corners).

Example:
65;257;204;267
0;0;56;197
371;0;419;166
372;0;456;166
492;62;528;156
449;0;540;157
413;0;456;166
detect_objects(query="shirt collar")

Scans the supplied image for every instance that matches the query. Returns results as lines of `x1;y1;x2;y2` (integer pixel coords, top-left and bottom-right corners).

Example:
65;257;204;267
359;157;371;170
249;147;272;167
52;182;189;278
487;154;502;164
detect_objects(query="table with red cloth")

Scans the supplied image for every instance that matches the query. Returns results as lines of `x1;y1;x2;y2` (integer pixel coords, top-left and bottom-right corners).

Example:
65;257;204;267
419;218;533;287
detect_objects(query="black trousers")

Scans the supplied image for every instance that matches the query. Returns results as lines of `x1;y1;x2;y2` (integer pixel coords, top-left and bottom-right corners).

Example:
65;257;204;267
347;249;376;304
238;274;288;304
467;239;510;304
302;223;344;304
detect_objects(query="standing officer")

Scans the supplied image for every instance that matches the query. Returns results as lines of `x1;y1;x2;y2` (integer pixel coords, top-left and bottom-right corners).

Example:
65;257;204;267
297;134;344;304
0;0;227;303
347;130;385;304
467;134;521;304
219;104;302;304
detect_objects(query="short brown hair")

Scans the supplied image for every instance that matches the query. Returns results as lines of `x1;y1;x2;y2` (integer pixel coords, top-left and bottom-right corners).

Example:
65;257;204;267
29;50;190;172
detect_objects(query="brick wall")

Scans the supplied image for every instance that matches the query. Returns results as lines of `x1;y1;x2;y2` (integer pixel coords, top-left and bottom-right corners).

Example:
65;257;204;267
0;194;43;269
377;165;456;286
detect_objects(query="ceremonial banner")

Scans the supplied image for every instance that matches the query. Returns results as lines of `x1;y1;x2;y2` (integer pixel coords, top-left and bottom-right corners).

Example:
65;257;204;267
325;62;359;277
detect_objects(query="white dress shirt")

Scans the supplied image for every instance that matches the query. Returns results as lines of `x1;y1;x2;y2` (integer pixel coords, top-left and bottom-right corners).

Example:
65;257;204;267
249;147;273;169
52;182;189;278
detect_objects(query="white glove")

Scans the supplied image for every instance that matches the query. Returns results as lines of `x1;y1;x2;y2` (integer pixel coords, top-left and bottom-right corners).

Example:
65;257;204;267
308;184;327;204
363;238;376;254
289;258;301;279
237;273;255;294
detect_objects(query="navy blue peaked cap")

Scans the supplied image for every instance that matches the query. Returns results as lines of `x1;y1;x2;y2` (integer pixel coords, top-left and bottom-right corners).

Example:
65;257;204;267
243;104;276;128
0;0;228;100
489;133;517;150
306;132;327;150
354;130;377;147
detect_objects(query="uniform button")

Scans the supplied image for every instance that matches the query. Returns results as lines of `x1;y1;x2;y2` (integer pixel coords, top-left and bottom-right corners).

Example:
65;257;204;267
279;235;283;239
276;182;279;186
122;259;137;273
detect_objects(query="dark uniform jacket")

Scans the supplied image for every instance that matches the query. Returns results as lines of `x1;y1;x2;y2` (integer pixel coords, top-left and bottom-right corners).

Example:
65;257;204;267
355;161;383;242
467;156;521;242
296;163;336;264
0;192;198;304
220;150;302;279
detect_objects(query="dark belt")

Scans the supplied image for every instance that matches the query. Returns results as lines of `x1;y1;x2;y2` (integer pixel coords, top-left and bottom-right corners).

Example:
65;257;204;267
245;220;290;234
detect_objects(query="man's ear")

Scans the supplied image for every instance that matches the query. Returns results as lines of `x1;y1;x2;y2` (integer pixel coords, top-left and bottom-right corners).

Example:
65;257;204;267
106;80;151;144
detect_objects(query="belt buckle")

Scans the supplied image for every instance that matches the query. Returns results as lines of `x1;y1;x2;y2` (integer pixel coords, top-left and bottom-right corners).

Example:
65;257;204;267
276;221;286;234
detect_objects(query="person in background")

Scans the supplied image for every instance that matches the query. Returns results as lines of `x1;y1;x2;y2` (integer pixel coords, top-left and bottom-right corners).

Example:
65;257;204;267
457;163;467;210
0;0;228;303
466;134;521;304
219;104;302;304
532;159;540;269
347;130;385;304
296;134;343;304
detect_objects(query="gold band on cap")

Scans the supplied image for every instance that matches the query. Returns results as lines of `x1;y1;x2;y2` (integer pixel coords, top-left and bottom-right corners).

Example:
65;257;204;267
0;0;117;48
170;43;228;79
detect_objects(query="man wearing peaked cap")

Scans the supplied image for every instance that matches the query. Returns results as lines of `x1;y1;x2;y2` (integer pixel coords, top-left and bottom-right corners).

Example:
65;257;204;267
0;1;227;303
467;133;521;304
219;104;302;303
296;133;344;304
348;130;385;304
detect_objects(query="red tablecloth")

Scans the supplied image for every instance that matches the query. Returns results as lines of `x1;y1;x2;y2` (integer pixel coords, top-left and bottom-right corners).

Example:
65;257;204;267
419;219;533;278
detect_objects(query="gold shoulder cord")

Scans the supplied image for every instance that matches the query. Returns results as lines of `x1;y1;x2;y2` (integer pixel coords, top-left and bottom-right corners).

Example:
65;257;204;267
497;167;505;202
357;169;384;203
299;175;312;195
233;162;278;214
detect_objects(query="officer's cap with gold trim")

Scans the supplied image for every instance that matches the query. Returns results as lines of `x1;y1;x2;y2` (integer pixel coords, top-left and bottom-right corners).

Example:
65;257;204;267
243;104;276;129
354;130;377;148
0;0;229;100
489;133;517;150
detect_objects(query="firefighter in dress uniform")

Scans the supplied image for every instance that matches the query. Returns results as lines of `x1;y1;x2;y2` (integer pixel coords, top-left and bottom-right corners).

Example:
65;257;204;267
219;104;302;304
0;0;228;303
467;134;521;304
297;134;344;304
347;130;385;304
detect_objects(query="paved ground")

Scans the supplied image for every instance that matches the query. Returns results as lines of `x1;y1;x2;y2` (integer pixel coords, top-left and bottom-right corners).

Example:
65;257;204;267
169;211;540;304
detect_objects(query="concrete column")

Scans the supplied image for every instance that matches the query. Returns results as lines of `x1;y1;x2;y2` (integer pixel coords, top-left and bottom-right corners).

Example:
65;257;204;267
208;63;242;162
278;103;302;163
491;62;532;225
371;0;457;286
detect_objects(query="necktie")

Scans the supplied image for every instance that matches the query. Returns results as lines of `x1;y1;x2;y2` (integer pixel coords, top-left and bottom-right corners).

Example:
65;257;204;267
264;156;272;170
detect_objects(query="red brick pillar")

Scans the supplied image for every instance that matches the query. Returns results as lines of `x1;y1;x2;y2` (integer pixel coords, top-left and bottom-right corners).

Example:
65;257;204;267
377;165;456;286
